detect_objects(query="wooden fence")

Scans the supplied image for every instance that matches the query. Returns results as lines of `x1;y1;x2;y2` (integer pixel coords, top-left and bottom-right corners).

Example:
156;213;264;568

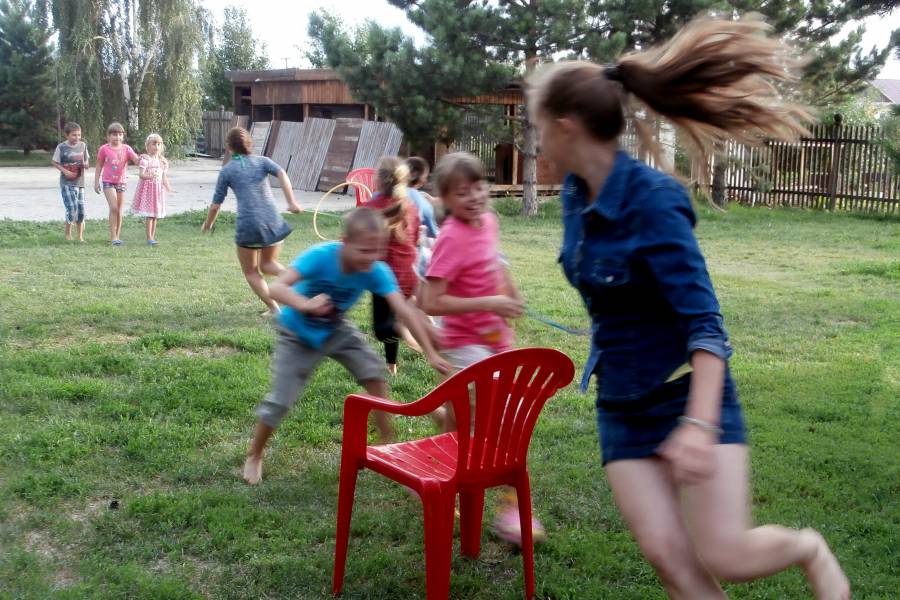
199;110;249;157
711;124;899;214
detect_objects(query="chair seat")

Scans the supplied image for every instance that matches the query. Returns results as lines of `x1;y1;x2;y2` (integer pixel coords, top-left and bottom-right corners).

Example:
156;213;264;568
365;432;459;484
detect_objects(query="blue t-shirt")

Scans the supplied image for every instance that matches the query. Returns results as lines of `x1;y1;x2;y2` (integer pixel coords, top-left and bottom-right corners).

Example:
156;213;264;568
279;242;399;348
408;188;439;238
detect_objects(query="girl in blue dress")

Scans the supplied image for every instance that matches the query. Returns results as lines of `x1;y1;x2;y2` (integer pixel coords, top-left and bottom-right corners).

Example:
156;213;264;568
527;16;849;600
202;127;302;315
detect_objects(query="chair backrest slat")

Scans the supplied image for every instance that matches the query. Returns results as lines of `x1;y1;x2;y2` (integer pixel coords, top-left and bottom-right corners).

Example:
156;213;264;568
447;349;575;483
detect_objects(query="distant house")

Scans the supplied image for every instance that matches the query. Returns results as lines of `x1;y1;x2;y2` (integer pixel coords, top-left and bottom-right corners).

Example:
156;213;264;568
867;79;900;114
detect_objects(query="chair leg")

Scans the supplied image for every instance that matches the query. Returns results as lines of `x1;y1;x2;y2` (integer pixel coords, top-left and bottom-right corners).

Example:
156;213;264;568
515;474;536;599
422;491;455;599
332;463;360;596
459;489;485;558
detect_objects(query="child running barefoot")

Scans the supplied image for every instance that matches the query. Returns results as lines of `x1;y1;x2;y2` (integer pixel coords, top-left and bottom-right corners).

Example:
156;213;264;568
420;152;545;546
242;208;451;485
51;122;89;242
202;127;302;315
362;157;427;375
131;133;173;246
94;122;140;245
527;15;849;600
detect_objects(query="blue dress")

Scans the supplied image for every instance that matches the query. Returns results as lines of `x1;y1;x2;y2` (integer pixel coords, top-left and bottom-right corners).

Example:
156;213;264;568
212;155;293;248
559;150;746;464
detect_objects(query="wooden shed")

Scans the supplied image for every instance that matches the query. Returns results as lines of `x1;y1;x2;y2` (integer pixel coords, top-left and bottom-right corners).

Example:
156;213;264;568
225;68;561;187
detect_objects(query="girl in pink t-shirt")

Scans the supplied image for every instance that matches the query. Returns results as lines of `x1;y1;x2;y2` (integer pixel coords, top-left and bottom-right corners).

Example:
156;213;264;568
421;152;543;546
94;122;140;245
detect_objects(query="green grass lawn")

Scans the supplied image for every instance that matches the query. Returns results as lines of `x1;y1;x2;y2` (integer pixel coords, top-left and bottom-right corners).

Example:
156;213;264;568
1;202;897;599
0;150;54;167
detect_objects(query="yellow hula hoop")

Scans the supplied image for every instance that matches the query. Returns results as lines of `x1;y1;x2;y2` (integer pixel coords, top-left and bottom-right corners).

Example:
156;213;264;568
312;181;373;241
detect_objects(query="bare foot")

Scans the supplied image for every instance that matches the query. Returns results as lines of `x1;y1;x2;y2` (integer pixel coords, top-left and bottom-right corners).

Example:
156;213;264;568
800;529;850;600
387;363;398;376
242;454;263;485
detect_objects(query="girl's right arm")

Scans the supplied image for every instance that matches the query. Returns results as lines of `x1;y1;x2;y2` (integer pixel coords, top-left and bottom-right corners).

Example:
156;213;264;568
93;149;105;193
420;277;522;318
275;169;302;213
268;268;333;315
203;169;229;232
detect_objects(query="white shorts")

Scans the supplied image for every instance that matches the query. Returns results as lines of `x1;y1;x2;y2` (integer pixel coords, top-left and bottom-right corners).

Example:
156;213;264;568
442;344;496;371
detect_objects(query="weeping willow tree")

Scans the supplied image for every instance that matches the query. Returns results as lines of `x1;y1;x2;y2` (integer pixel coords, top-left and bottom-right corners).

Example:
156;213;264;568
49;0;205;155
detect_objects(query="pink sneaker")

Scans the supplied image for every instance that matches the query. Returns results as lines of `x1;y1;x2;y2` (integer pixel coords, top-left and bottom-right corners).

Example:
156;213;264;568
492;503;546;546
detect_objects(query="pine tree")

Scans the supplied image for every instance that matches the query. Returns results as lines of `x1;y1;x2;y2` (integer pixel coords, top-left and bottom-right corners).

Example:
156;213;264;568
201;5;269;110
387;0;607;215
307;10;512;149
0;0;57;154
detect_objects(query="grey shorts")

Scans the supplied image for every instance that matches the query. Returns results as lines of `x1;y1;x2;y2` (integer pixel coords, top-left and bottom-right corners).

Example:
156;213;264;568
255;322;386;428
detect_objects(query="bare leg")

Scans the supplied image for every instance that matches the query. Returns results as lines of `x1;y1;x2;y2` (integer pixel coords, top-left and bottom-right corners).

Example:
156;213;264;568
236;247;278;312
683;445;850;599
103;187;119;241
145;217;155;241
243;421;275;485
65;222;73;240
362;379;395;443
115;191;125;240
259;243;285;276
77;221;84;242
605;457;725;599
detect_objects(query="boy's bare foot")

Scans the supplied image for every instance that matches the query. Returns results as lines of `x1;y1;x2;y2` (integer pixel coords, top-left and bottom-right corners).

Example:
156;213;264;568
243;454;263;485
387;363;398;376
800;529;850;600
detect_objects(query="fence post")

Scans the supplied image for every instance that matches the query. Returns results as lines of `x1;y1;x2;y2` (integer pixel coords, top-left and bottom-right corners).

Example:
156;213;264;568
827;113;843;212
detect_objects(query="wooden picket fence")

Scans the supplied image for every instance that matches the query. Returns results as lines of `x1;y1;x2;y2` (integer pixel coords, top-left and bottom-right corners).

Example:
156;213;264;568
199;110;249;157
711;124;899;214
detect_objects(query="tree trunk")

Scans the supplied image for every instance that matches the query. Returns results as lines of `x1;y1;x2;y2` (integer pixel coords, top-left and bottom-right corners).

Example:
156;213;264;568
711;155;727;209
521;44;539;217
521;115;539;216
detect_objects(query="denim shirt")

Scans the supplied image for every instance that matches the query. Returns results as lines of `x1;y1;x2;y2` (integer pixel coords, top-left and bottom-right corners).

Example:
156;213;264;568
559;150;732;400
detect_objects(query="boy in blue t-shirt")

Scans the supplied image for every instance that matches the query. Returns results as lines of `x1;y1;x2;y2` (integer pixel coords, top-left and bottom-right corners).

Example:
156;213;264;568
243;207;451;485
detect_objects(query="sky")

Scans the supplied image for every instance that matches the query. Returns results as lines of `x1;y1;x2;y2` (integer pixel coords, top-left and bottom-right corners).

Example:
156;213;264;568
200;0;900;78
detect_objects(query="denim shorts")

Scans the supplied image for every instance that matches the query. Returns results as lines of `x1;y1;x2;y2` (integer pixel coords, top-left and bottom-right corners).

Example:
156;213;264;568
596;372;747;465
60;185;85;223
102;181;127;193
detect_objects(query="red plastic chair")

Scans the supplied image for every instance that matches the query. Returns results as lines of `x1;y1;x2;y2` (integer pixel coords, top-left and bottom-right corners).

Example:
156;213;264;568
346;167;375;206
333;348;575;599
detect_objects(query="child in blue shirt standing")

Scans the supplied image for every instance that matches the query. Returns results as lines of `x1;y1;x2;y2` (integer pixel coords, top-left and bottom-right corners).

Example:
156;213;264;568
242;207;451;485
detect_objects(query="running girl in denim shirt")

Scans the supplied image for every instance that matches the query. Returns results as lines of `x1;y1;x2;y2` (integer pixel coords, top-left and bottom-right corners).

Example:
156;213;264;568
528;15;848;600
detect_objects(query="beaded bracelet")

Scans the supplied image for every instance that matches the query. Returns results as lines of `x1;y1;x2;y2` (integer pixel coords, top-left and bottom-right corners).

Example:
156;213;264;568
678;415;724;435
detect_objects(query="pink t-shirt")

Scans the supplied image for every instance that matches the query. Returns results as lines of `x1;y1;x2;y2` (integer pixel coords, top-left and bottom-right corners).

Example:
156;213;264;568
97;143;139;184
426;211;512;351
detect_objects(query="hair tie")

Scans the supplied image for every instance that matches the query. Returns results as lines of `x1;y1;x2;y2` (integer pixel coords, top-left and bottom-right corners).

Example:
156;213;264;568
603;63;623;82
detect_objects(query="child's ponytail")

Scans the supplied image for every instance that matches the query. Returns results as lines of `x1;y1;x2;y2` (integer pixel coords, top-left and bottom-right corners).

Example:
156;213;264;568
376;157;410;242
528;14;813;175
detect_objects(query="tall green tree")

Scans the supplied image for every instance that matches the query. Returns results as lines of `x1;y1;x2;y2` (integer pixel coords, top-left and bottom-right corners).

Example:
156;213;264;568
589;1;899;205
201;5;268;110
387;0;609;215
307;10;511;150
590;1;898;107
49;0;205;154
0;0;57;154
